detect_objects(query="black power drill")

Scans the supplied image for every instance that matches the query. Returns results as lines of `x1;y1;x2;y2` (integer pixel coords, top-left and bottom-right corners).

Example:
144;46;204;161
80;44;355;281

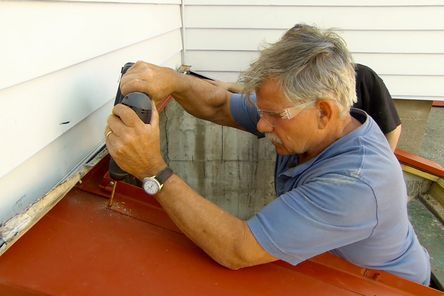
109;62;152;185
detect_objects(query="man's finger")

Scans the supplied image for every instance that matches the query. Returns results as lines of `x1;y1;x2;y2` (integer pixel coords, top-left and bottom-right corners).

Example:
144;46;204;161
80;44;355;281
105;133;121;161
104;125;113;138
120;62;149;95
112;104;143;127
121;61;142;79
149;101;159;127
107;114;129;137
120;75;145;96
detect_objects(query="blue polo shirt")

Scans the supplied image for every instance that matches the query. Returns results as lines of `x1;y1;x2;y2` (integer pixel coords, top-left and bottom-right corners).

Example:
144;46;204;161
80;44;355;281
230;93;430;285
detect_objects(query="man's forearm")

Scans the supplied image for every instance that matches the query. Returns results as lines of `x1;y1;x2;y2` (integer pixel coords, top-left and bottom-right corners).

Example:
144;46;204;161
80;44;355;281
154;174;277;269
119;62;239;128
172;74;239;127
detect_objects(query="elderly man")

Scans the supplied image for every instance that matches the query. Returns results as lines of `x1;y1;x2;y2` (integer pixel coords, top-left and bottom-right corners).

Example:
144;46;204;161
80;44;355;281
105;24;430;285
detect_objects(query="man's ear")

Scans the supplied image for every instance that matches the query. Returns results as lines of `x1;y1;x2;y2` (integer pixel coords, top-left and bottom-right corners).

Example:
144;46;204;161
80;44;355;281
316;99;333;129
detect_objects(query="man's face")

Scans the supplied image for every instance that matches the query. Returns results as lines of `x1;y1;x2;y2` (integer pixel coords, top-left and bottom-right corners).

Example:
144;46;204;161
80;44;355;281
255;78;318;156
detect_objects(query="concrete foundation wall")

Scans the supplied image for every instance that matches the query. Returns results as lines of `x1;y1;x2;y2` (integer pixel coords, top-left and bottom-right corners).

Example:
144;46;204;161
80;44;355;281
161;101;275;219
394;99;433;154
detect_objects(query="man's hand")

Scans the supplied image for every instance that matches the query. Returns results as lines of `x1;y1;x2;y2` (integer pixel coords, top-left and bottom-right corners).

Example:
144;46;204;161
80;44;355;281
105;102;167;180
119;60;241;130
120;61;181;107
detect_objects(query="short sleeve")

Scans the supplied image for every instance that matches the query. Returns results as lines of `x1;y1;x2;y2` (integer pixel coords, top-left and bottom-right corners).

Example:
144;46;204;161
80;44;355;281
229;93;264;137
247;173;378;265
354;64;401;134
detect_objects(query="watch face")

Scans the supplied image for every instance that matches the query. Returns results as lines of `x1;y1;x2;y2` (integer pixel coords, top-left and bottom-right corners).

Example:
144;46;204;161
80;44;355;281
143;179;160;195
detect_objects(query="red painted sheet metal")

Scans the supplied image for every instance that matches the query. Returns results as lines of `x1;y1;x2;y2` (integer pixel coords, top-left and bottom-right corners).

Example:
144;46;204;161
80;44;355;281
0;157;441;295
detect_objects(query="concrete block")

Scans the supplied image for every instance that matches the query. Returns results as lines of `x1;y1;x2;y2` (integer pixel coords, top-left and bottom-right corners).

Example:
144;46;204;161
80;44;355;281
258;138;276;161
165;101;222;161
249;159;276;215
201;160;226;204
162;99;278;218
222;127;259;161
168;160;205;191
219;160;275;219
168;158;276;219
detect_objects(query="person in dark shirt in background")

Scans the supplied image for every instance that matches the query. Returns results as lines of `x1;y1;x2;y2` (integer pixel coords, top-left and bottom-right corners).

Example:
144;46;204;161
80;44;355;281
209;63;402;151
354;64;401;150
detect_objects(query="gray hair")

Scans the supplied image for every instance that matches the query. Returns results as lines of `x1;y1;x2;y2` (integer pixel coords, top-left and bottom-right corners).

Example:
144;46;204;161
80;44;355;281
240;24;357;116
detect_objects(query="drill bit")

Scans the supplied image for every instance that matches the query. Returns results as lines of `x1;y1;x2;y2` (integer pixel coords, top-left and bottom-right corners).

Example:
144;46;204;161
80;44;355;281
108;181;117;207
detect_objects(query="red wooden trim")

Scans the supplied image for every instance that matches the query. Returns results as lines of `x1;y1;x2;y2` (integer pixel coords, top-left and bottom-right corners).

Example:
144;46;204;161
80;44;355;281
395;149;444;178
432;101;444;107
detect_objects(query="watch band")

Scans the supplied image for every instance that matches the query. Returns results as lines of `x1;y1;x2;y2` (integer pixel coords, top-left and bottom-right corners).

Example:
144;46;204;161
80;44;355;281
155;167;174;185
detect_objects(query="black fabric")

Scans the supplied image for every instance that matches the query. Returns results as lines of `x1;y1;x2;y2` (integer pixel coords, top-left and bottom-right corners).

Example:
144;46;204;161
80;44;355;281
354;64;401;134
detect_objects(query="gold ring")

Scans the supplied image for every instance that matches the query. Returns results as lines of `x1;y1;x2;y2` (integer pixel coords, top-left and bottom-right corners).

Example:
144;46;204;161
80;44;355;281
105;130;113;139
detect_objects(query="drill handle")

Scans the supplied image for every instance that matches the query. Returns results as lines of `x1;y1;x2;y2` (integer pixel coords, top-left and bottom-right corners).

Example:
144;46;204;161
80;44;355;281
109;92;152;181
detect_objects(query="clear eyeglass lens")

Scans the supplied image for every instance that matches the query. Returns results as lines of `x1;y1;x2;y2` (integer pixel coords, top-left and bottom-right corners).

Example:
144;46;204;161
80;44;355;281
280;101;314;120
257;101;313;121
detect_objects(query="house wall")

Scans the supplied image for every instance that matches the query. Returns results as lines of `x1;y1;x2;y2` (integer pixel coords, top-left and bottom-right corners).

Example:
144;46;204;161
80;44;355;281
183;0;444;101
0;0;183;224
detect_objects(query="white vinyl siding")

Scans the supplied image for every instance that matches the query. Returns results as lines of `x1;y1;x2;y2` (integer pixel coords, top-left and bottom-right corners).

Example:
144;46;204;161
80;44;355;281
0;0;182;222
185;0;444;5
183;2;444;101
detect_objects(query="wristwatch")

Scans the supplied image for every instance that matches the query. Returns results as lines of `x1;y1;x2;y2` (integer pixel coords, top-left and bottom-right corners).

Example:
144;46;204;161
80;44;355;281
143;167;174;195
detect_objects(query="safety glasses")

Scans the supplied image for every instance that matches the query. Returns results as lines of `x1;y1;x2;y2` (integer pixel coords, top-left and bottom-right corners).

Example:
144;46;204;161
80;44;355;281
256;100;315;125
